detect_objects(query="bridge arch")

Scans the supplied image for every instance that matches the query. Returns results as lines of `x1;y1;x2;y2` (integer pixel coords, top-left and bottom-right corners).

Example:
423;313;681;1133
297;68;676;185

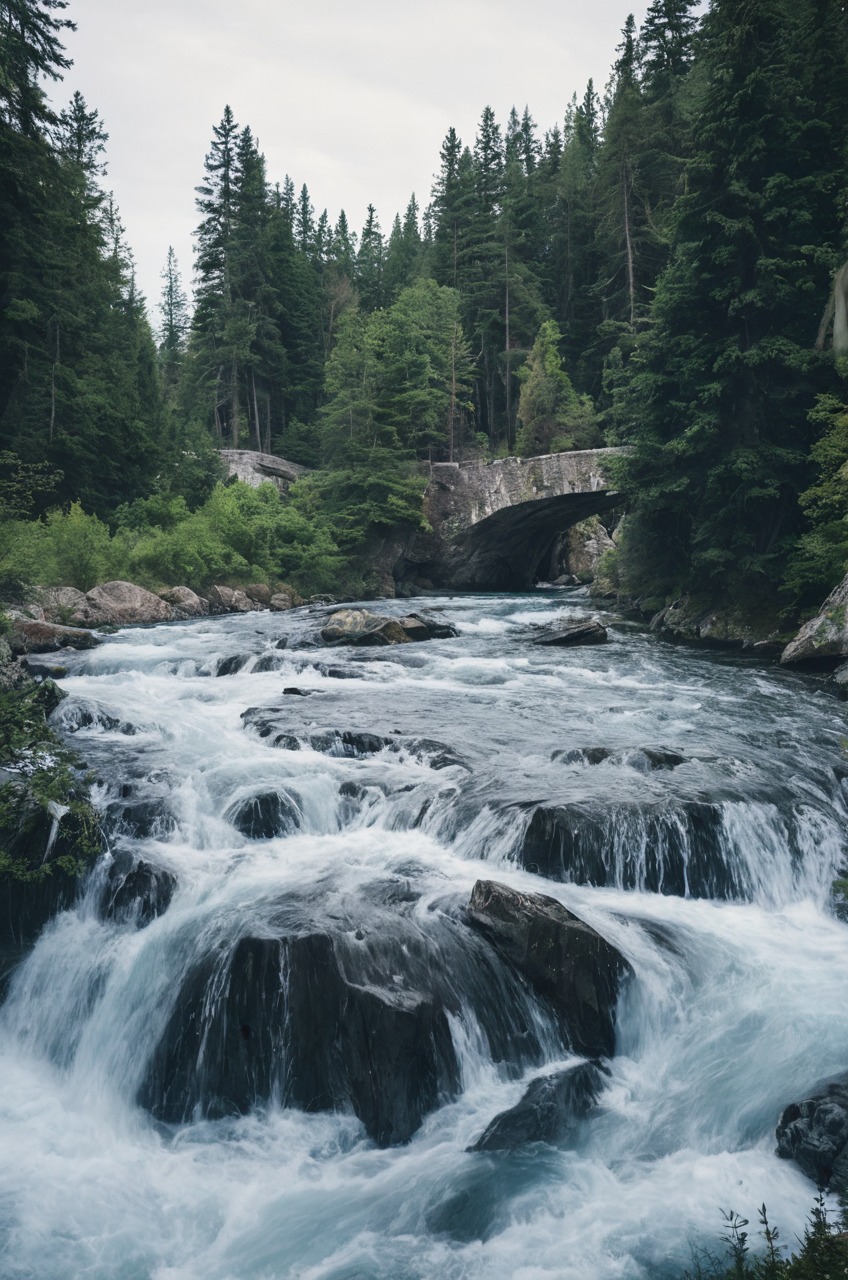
399;448;625;593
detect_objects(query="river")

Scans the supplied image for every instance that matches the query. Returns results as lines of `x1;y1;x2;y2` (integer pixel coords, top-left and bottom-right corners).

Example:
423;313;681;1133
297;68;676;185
1;589;847;1280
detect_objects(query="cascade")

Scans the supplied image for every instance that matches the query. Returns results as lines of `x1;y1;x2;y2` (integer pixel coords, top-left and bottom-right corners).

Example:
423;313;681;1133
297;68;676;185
2;591;847;1280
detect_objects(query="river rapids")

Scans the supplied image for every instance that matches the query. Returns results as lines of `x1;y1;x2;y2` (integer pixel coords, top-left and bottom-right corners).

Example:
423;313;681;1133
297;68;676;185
2;589;848;1279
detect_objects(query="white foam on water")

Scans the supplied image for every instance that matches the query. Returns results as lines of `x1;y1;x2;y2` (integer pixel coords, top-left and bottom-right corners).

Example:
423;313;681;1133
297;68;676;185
2;594;847;1278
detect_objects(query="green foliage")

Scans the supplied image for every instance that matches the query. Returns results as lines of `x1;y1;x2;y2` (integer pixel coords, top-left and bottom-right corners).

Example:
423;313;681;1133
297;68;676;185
785;377;848;608
680;1197;848;1279
516;320;601;454
297;463;427;552
0;682;102;886
0;481;344;598
0;502;117;591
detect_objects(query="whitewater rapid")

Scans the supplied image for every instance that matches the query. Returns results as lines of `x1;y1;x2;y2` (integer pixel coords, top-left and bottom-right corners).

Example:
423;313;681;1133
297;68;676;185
2;590;847;1279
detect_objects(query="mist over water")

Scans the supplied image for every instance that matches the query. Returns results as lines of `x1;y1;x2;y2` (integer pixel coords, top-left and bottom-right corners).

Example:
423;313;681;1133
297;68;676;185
2;589;847;1280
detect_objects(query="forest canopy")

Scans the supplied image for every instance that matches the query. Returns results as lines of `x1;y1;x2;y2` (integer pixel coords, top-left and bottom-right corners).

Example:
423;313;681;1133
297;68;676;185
0;0;846;614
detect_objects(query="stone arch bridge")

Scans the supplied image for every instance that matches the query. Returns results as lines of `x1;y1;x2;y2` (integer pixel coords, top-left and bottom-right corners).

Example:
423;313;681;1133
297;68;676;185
222;446;626;594
399;448;626;593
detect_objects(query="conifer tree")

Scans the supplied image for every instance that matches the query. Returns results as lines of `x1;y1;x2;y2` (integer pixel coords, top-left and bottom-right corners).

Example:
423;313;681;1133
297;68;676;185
158;246;189;383
616;0;848;608
356;204;384;312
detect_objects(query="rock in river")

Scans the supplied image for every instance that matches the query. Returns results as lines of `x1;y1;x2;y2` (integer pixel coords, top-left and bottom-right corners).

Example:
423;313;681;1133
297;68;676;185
470;1060;609;1152
776;1077;848;1191
466;879;631;1058
533;620;608;647
138;932;459;1147
320;608;458;647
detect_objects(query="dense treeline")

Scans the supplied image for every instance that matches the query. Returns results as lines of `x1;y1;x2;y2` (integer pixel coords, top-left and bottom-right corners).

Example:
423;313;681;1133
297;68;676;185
1;0;847;615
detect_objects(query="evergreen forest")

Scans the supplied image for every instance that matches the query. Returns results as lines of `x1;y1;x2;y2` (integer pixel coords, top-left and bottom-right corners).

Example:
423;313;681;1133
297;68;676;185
1;0;848;619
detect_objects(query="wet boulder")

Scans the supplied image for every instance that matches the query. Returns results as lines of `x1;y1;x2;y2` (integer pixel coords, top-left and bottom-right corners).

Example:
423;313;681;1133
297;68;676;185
551;746;685;772
466;879;631;1058
1;788;103;968
138;932;459;1146
225;789;302;839
100;851;177;927
241;708;467;769
776;1078;848;1191
215;653;251;676
470;1060;608;1152
516;800;731;899
533;620;608;647
396;612;459;642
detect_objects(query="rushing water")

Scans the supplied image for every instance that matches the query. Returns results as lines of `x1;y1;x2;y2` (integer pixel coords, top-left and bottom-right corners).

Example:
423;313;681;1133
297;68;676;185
2;589;848;1280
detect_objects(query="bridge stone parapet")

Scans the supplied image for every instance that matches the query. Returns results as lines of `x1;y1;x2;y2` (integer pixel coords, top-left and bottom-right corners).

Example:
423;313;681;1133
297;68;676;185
220;449;309;494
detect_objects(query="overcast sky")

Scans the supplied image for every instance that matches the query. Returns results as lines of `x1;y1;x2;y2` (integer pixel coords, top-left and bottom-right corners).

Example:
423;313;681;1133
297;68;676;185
58;0;652;325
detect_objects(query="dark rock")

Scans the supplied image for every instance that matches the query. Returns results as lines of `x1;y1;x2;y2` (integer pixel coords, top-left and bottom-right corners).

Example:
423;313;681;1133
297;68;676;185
138;933;460;1146
104;798;176;838
281;687;312;696
466;880;631;1058
776;1078;848;1190
241;709;467;769
225;790;302;839
397;612;459;641
533;620;608;648
56;701;136;735
216;653;250;676
252;654;282;672
1;792;102;954
274;637;289;650
634;748;685;771
470;1060;608;1151
552;747;614;766
22;658;69;682
517;801;731;898
101;851;177;927
552;746;684;771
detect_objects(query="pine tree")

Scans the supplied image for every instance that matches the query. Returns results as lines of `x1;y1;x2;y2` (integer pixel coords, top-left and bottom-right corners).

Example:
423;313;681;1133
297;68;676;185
516;320;599;455
356;204;384;312
0;0;73;135
158;246;189;382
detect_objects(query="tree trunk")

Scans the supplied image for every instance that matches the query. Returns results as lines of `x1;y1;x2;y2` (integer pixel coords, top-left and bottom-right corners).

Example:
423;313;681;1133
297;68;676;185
504;243;513;452
622;160;636;329
251;370;262;452
230;359;240;449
